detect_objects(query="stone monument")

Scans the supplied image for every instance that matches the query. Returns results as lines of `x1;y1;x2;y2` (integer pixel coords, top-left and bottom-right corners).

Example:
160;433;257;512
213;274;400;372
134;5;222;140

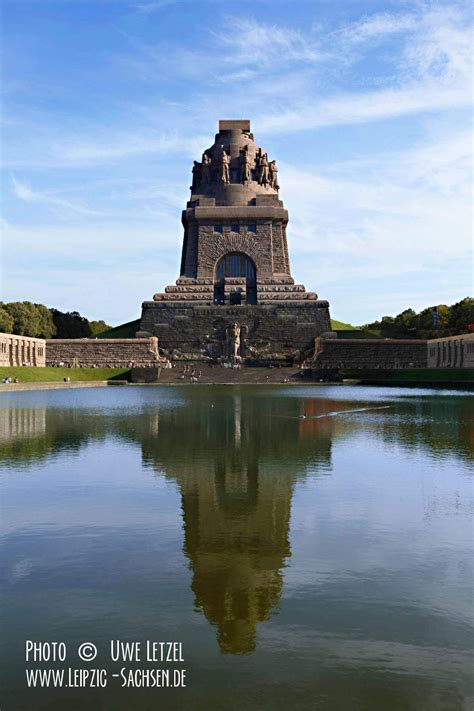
138;120;332;362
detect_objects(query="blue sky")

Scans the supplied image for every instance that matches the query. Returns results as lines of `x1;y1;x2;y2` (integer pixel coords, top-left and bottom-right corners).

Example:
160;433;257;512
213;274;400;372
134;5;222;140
1;0;472;326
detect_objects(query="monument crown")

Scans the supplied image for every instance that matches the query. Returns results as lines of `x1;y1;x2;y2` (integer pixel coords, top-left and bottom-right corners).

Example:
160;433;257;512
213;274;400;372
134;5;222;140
190;119;279;205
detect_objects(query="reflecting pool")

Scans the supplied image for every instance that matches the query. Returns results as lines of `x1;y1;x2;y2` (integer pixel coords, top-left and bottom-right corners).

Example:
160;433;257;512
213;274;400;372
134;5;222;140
0;385;472;710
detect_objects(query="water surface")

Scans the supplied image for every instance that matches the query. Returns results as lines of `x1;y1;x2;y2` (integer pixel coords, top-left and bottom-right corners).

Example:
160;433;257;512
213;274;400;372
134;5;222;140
0;385;472;710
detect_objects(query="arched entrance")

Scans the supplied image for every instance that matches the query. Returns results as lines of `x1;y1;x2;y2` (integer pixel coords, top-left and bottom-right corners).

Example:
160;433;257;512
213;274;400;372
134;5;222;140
214;253;257;305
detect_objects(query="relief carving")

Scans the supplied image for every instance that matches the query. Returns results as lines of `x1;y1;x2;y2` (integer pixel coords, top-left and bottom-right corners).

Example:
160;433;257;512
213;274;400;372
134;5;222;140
192;143;278;190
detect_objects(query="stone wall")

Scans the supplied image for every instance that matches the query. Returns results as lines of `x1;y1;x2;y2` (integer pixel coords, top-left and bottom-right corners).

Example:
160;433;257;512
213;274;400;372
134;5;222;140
139;301;332;363
196;223;276;279
0;332;46;367
313;338;427;369
427;334;474;368
46;338;162;368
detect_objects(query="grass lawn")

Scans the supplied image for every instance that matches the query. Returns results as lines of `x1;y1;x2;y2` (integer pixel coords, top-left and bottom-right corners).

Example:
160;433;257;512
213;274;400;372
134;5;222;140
0;367;131;383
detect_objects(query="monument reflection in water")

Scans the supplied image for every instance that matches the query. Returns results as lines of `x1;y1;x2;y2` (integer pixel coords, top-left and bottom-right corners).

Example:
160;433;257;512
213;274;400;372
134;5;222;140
0;389;335;657
0;387;472;710
138;391;333;655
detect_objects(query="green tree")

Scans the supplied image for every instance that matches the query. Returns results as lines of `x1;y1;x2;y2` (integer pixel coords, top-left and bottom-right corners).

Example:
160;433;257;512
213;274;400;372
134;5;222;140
447;298;474;333
89;320;110;336
4;301;42;336
391;308;418;337
51;310;92;338
0;304;14;333
34;303;56;338
362;299;473;339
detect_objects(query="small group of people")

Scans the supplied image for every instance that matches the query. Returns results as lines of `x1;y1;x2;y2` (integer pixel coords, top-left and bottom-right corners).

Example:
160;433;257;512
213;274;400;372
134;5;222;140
221;361;241;369
2;377;18;384
181;365;202;384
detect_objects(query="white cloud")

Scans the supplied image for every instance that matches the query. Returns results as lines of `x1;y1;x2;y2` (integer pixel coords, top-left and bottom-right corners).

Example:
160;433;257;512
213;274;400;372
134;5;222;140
255;4;472;134
42;132;207;169
134;0;177;12
401;6;472;80
11;177;107;216
277;128;472;321
257;82;469;134
213;17;325;67
334;12;418;45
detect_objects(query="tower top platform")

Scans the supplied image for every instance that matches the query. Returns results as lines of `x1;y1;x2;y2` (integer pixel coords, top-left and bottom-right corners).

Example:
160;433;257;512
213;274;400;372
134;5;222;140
219;119;250;132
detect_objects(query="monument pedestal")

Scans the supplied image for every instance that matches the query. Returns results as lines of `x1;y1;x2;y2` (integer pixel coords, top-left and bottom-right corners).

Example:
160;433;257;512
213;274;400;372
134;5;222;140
138;300;332;364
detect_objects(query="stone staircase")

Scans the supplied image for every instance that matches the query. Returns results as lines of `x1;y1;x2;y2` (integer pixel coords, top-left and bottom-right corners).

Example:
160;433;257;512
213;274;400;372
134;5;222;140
155;364;306;385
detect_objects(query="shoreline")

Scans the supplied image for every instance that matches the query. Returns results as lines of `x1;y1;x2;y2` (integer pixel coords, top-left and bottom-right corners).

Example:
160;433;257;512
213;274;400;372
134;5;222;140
0;379;472;393
0;381;116;392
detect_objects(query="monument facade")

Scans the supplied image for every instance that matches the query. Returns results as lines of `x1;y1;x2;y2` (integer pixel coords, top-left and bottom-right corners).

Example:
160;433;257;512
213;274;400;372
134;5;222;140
138;120;332;362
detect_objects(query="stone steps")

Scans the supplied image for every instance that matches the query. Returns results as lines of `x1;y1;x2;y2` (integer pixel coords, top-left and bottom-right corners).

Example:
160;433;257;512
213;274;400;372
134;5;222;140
156;365;306;385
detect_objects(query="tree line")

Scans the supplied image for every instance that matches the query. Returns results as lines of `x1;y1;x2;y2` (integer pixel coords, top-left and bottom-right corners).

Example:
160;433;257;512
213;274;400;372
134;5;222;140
362;298;473;339
0;302;110;339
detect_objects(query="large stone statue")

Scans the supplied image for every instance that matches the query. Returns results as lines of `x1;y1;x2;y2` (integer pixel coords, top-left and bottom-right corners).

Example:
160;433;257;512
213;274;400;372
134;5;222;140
269;160;279;190
191;160;202;192
227;322;241;359
219;147;230;185
201;153;211;185
257;150;269;186
240;146;251;183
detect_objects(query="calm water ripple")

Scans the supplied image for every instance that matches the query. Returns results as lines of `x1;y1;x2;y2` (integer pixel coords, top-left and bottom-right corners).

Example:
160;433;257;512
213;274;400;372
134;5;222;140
0;385;472;710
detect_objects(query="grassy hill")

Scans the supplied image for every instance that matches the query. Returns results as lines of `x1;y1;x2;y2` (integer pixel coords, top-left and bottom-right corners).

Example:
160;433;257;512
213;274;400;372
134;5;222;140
330;319;381;339
96;319;140;339
330;319;357;330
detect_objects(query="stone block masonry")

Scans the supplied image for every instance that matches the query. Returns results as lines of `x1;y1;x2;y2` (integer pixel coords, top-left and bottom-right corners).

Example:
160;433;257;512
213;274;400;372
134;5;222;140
0;332;46;367
313;338;428;369
139;302;332;363
46;338;162;368
427;334;474;369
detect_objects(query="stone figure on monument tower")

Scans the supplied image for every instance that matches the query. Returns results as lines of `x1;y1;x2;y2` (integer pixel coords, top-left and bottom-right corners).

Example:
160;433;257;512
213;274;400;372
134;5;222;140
269;160;279;190
201;153;211;185
240;145;251;184
257;150;269;186
191;161;202;192
219;147;230;185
